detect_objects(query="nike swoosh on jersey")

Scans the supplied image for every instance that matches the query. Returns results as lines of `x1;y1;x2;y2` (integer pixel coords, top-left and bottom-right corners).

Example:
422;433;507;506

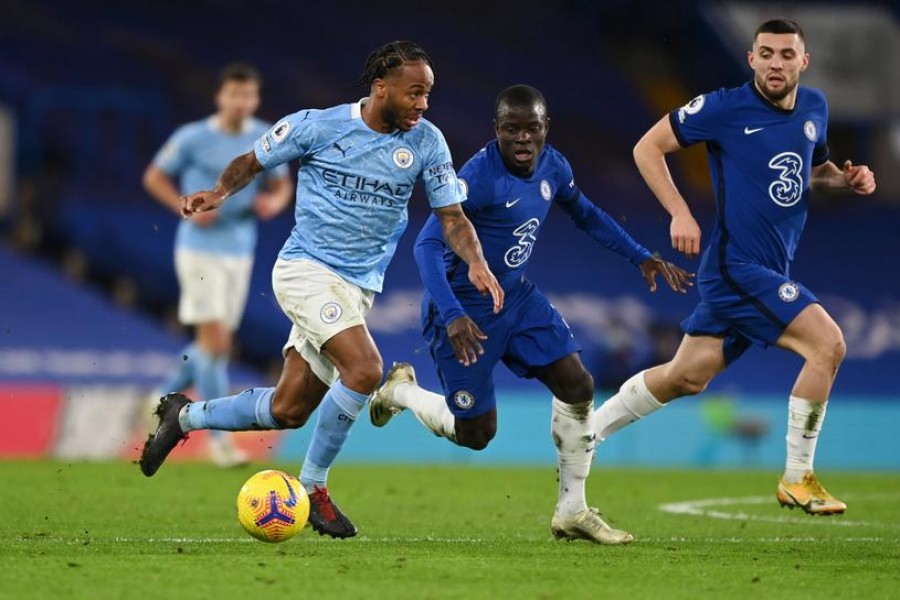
505;198;521;208
744;126;764;135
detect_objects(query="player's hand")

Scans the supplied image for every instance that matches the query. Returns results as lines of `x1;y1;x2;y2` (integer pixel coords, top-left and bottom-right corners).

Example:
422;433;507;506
447;315;487;367
181;190;226;218
843;160;876;195
467;260;504;314
639;257;694;293
670;213;701;259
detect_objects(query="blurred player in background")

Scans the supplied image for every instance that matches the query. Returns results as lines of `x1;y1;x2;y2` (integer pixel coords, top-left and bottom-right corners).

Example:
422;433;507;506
368;85;692;544
142;63;293;468
139;41;504;538
593;18;876;517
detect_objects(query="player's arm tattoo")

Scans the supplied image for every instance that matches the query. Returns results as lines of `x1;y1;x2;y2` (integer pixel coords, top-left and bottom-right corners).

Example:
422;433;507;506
435;204;487;266
214;150;265;200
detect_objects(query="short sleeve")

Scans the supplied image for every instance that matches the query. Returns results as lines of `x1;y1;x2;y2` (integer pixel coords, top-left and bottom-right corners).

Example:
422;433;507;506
419;126;465;209
152;126;191;175
812;96;830;167
254;110;316;169
668;90;728;148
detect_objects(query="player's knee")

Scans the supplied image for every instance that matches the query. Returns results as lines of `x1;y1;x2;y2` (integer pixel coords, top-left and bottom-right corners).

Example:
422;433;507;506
555;370;594;404
456;423;496;451
341;360;384;395
813;331;846;374
671;373;710;397
270;394;315;429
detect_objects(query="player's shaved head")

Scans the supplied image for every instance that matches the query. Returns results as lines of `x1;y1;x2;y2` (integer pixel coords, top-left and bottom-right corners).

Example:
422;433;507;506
495;85;548;120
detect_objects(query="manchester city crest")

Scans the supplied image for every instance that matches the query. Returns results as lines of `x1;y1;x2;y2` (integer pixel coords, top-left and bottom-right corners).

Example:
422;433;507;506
320;302;343;324
392;147;414;169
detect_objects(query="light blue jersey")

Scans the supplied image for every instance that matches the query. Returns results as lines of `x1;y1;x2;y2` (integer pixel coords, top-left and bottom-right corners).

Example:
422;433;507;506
154;116;289;256
253;100;464;292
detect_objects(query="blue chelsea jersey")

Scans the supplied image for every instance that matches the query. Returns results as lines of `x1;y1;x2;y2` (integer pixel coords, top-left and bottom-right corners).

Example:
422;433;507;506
153;116;288;256
442;141;577;303
670;82;830;278
254;100;464;292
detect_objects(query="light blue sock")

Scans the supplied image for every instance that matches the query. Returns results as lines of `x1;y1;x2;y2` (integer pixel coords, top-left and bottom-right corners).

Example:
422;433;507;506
300;381;369;492
179;387;280;432
157;343;198;394
193;348;229;440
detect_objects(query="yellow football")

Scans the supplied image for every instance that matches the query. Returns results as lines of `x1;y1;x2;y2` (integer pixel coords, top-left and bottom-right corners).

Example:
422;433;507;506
236;469;309;543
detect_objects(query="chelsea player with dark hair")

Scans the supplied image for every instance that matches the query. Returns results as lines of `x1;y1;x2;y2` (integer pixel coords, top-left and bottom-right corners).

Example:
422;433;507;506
369;84;692;544
140;41;504;539
591;18;876;518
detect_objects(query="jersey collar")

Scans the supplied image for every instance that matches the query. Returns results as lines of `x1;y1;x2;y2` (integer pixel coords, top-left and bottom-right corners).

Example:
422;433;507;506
208;115;253;134
748;80;796;115
351;98;365;119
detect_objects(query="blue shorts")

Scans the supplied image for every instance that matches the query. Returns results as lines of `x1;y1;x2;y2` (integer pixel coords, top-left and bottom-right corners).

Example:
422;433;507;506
682;262;818;365
422;283;581;419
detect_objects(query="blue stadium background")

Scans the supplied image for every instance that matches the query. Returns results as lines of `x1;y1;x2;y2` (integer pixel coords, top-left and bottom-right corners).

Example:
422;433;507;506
1;0;897;468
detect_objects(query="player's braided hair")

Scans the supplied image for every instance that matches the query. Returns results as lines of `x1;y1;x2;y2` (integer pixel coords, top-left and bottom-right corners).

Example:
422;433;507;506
359;41;433;86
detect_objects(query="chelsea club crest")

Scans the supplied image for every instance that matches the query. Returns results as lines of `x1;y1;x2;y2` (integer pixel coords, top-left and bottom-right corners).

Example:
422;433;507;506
778;282;800;303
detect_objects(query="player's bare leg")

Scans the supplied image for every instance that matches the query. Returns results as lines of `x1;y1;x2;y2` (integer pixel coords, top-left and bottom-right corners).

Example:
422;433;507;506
774;304;847;515
299;325;383;538
593;335;725;442
540;354;632;545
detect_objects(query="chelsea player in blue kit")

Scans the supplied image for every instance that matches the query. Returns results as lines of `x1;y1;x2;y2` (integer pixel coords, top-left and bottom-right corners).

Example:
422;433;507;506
142;63;292;468
593;19;876;518
139;42;504;538
368;85;691;544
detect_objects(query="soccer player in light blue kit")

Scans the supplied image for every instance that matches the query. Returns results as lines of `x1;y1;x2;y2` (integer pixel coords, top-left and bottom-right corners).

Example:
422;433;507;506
368;85;691;544
592;19;876;518
139;42;504;538
142;63;292;468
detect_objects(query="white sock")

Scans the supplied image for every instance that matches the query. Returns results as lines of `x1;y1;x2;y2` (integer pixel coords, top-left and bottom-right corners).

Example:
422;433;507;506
592;370;663;442
552;397;594;517
783;395;827;483
394;382;457;442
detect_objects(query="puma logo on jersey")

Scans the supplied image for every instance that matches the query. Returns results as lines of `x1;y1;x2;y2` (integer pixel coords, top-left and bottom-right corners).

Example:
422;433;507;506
505;197;521;208
744;126;764;135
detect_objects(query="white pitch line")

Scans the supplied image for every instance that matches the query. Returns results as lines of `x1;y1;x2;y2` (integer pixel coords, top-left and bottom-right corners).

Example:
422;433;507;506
21;534;896;545
659;495;900;529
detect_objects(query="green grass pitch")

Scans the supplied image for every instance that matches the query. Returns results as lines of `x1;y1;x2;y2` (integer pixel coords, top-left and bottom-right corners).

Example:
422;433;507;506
1;461;898;599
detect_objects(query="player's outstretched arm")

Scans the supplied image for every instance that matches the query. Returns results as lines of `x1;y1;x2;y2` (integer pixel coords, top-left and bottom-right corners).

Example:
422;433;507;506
433;204;504;314
181;150;264;218
811;160;876;195
634;116;702;259
639;257;694;293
